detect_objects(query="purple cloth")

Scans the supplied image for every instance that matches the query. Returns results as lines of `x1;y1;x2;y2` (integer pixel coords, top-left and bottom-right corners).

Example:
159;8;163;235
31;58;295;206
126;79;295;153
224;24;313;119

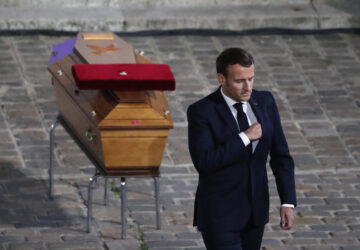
48;37;76;65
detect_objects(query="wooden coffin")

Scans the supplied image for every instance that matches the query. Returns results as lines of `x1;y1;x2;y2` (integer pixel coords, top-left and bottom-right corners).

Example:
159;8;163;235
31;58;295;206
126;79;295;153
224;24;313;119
48;33;174;176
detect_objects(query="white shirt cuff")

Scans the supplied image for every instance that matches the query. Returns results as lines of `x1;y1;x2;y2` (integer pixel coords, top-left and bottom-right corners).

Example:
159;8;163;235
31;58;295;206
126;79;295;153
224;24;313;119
281;204;295;208
239;132;250;147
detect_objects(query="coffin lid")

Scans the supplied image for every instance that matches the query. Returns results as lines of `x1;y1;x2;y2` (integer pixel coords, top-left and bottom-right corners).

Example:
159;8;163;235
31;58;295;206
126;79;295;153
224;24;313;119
48;32;173;129
74;33;136;64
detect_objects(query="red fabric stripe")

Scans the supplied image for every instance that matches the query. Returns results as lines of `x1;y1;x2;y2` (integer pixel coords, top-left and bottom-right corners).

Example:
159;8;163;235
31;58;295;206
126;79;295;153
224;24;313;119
72;64;176;91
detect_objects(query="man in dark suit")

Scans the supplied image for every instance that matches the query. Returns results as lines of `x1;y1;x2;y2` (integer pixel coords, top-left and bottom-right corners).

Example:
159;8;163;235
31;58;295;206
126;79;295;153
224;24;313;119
187;48;297;250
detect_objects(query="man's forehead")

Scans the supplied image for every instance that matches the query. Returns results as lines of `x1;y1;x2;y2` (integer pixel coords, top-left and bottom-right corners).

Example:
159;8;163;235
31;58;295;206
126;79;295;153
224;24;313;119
226;63;254;69
227;64;255;75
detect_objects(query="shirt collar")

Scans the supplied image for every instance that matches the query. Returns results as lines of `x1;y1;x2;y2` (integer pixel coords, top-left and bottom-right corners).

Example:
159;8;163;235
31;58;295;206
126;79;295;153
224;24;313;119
220;87;247;111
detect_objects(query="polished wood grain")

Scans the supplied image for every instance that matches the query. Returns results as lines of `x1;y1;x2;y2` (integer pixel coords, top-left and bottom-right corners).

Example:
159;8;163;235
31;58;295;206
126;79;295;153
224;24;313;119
100;129;169;137
53;79;104;164
98;119;172;129
105;107;165;120
102;137;167;167
147;90;173;125
114;91;147;103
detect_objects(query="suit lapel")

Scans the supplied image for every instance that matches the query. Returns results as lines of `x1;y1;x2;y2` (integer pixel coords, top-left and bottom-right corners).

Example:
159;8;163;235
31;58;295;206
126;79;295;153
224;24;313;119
212;89;267;155
213;88;240;134
215;103;240;133
249;92;265;155
249;93;264;126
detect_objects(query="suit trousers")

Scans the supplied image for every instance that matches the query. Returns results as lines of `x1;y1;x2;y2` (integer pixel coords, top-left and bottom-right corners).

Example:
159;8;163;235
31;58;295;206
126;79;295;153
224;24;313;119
200;221;265;250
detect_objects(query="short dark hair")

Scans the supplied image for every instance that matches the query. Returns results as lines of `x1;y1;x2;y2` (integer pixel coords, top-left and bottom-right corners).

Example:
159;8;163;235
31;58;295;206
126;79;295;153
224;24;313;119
216;48;254;77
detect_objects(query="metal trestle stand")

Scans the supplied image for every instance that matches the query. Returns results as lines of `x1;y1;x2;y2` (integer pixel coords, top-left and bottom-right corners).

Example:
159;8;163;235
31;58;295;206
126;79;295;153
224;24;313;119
49;115;161;239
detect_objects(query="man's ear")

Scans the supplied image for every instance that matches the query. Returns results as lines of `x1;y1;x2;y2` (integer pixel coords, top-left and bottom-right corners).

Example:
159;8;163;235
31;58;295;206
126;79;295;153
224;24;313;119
217;73;226;86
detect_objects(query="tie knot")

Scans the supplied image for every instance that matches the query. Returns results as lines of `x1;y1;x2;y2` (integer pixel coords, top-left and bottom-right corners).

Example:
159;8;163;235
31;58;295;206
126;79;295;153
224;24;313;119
233;102;244;112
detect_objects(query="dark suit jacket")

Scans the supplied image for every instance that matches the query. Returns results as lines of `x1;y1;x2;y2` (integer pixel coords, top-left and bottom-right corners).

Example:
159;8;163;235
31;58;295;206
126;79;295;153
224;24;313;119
187;88;297;233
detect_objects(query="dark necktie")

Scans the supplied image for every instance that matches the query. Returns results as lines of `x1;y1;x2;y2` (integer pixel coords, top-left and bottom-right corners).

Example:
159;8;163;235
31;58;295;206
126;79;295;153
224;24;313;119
233;103;249;131
233;102;252;155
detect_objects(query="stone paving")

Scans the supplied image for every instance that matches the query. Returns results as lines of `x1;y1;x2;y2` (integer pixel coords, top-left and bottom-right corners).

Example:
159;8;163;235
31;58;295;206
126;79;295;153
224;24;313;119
0;32;359;250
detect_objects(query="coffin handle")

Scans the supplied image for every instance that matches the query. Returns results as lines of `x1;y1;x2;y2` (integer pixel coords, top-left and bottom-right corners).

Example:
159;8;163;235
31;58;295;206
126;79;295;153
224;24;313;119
85;128;96;141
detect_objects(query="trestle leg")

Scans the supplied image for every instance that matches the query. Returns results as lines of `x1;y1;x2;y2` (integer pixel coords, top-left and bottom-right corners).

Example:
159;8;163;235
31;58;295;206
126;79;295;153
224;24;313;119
104;177;109;206
154;176;161;230
87;174;98;233
48;118;59;199
120;177;127;239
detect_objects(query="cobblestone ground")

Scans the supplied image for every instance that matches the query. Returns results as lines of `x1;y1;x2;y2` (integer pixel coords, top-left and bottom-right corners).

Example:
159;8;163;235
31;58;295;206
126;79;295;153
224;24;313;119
0;33;359;250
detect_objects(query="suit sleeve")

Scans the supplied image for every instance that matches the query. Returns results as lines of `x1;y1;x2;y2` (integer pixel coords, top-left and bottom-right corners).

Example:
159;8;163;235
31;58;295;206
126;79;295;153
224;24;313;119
268;93;297;206
187;103;249;176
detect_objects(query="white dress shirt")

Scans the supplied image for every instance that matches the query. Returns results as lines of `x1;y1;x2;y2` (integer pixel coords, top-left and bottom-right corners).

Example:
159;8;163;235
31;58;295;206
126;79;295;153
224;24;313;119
220;87;294;209
220;87;258;152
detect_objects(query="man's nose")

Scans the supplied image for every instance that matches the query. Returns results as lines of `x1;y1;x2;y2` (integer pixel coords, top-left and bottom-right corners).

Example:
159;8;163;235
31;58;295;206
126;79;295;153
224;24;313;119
243;80;251;89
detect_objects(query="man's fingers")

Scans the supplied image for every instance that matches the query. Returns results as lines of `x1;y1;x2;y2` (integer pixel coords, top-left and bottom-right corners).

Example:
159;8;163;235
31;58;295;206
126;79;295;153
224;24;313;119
280;211;286;228
280;208;294;230
280;218;290;230
258;125;262;136
287;212;294;229
245;122;262;141
255;123;262;137
283;216;292;230
250;122;261;129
